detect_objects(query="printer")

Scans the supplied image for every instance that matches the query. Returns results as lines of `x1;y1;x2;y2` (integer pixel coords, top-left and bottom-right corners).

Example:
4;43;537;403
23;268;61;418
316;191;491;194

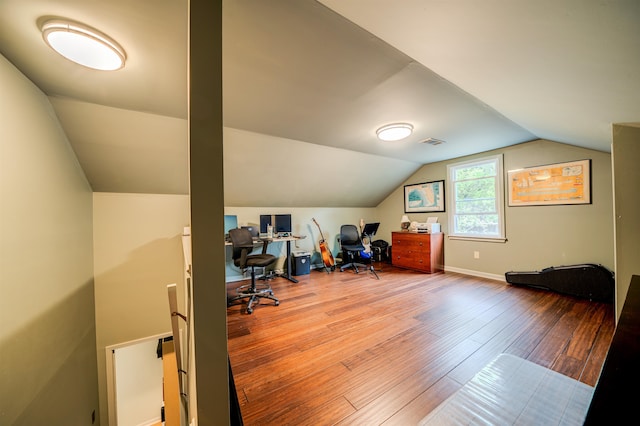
410;217;441;233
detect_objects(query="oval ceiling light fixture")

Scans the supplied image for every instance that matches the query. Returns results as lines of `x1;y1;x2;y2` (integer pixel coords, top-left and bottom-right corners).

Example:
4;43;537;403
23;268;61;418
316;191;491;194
376;123;413;141
41;19;126;71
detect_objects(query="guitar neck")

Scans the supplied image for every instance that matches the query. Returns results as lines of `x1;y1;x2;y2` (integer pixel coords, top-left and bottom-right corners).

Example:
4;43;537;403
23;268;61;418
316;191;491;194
313;218;326;241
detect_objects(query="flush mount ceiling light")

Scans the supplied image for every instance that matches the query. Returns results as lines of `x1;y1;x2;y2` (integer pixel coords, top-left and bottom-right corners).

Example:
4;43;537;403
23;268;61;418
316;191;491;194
41;19;126;71
376;123;413;141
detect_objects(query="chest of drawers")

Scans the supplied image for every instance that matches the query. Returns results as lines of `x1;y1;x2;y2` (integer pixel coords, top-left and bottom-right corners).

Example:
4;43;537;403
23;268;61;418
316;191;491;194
391;232;444;273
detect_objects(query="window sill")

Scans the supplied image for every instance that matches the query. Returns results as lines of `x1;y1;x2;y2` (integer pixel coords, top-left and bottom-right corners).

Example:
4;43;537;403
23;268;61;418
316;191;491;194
448;235;507;243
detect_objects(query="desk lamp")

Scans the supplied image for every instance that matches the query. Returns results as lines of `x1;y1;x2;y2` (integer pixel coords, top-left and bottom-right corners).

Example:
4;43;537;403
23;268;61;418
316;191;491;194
400;215;411;231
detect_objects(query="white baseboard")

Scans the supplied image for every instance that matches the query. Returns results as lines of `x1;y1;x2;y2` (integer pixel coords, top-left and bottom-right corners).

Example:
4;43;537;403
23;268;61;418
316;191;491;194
444;266;506;282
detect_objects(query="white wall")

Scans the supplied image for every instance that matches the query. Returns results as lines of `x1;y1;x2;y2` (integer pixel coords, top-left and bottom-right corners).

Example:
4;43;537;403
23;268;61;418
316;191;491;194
93;192;190;426
377;139;614;280
114;338;164;426
0;54;98;424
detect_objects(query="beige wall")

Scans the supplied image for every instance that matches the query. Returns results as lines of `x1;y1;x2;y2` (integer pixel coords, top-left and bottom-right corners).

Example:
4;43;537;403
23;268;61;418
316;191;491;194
92;192;190;425
377;139;614;280
612;123;640;320
0;55;98;424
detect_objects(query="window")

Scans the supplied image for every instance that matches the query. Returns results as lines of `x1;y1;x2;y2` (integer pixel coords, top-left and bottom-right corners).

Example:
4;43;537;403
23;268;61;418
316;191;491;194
447;154;505;241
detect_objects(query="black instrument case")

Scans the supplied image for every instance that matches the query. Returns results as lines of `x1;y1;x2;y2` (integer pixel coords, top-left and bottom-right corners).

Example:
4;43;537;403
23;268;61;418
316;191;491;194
505;263;614;303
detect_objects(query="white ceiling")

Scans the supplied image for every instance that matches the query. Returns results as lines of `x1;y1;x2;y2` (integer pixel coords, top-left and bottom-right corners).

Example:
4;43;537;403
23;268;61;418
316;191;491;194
1;0;638;207
321;0;640;151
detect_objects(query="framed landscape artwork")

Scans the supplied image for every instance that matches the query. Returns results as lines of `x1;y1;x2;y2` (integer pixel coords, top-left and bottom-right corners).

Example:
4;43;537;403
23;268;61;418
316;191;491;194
404;180;445;213
507;159;591;206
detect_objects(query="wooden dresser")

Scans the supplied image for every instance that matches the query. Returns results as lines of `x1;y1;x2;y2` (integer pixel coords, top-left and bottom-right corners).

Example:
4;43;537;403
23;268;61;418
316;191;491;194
391;232;444;273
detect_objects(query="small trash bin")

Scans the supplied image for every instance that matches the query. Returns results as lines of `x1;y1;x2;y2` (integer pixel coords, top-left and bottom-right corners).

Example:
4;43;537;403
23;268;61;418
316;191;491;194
292;251;311;276
371;246;384;262
371;240;389;262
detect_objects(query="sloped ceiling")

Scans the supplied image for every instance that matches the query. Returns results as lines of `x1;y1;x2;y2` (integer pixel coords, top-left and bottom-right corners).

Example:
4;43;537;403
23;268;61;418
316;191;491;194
319;0;640;151
1;0;638;207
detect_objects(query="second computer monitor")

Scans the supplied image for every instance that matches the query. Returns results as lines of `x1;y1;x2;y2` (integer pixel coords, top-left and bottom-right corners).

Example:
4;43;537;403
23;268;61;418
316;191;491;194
274;214;292;235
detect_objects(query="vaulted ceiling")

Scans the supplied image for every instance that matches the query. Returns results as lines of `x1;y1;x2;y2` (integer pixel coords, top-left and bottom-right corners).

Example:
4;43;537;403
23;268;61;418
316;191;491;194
1;0;638;207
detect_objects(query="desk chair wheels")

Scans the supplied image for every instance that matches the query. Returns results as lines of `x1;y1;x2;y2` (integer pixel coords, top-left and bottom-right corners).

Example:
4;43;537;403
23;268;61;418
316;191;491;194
229;281;279;314
339;249;379;279
340;261;379;279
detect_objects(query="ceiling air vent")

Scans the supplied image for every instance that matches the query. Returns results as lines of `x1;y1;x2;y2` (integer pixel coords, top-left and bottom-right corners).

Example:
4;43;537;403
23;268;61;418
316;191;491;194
420;138;446;146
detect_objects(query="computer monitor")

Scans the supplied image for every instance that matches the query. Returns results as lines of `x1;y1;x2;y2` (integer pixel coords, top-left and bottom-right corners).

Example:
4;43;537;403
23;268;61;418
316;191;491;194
224;215;238;237
259;214;272;234
241;225;259;238
274;214;292;235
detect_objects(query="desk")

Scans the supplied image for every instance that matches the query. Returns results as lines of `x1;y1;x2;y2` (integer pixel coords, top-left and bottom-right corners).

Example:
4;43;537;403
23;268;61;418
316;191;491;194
260;236;299;283
225;235;300;283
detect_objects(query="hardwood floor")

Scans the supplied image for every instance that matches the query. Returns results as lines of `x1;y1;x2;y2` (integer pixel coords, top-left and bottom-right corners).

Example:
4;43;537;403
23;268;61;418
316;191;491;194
226;265;614;425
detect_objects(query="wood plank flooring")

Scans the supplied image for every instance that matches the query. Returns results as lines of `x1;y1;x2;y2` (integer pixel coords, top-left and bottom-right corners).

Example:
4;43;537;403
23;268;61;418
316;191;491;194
226;265;614;425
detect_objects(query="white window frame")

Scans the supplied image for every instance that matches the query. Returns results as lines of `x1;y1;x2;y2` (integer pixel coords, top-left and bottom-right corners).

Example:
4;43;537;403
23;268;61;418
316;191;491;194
447;154;506;242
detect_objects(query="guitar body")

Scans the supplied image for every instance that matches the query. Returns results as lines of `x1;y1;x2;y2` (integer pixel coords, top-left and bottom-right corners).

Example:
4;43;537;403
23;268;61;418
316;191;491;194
313;218;335;270
318;239;335;268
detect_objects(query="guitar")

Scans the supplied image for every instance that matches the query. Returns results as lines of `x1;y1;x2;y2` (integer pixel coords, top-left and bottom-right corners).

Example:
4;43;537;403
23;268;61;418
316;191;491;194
312;218;335;270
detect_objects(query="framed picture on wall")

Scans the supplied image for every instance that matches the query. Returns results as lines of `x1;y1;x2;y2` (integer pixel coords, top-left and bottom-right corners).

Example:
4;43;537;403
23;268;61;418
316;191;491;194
404;180;445;213
507;159;591;206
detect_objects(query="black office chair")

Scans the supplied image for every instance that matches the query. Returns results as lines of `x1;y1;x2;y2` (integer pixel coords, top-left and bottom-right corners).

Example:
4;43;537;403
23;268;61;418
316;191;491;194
339;224;378;279
227;228;279;314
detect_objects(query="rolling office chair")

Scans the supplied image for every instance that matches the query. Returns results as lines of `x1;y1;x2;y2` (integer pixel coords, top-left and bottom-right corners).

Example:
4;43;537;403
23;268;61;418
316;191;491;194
227;227;279;314
339;224;379;279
